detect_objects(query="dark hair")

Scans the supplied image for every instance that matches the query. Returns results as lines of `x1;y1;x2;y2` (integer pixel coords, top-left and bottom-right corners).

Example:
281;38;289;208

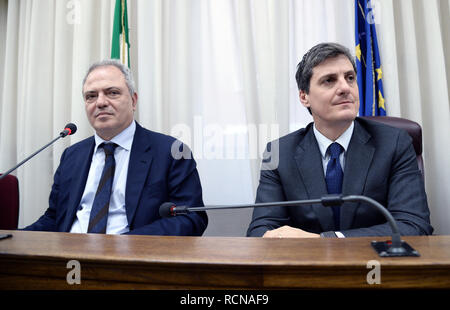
295;42;357;94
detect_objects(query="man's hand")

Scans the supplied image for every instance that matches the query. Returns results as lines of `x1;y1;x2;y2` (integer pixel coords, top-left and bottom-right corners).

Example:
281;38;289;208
263;225;320;238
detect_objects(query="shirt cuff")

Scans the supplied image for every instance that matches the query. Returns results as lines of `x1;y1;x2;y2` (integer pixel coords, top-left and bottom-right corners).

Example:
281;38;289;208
335;231;346;238
320;231;346;238
320;231;337;238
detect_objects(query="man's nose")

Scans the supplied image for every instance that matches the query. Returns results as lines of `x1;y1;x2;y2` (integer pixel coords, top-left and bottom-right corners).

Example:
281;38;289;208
336;76;351;96
96;92;108;107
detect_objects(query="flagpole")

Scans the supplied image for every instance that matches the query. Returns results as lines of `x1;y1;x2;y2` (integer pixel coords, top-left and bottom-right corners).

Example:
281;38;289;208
121;0;126;66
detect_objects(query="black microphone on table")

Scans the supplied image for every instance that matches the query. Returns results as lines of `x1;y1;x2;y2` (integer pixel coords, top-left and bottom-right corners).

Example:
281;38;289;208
159;194;420;257
0;123;77;181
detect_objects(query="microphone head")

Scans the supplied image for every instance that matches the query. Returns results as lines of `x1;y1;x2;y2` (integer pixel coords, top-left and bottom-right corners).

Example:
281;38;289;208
159;202;176;218
60;123;77;137
65;123;77;135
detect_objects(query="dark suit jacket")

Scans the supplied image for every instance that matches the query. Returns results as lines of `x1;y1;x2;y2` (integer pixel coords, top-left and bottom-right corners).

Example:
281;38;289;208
247;117;433;237
24;122;207;236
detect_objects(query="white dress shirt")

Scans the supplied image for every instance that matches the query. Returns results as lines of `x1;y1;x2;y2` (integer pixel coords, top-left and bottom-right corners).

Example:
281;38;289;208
313;121;354;238
70;121;136;234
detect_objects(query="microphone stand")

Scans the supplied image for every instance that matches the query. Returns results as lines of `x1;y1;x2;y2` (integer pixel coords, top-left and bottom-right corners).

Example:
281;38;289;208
163;194;420;257
331;195;419;257
0;131;69;181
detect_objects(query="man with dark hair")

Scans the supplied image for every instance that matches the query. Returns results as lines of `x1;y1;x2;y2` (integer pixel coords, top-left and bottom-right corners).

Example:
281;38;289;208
295;42;357;115
25;59;208;236
247;42;433;238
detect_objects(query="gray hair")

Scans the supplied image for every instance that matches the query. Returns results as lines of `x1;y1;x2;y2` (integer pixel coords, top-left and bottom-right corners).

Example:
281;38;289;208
295;42;356;94
82;59;136;96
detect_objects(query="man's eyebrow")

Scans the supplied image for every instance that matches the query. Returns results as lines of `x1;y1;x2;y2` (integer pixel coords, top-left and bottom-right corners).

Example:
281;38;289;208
105;86;121;91
84;87;121;94
317;72;337;80
318;70;356;80
83;90;97;95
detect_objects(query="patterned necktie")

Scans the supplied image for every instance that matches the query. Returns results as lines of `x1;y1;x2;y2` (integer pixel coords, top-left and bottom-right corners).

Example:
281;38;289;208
87;143;118;234
325;142;344;230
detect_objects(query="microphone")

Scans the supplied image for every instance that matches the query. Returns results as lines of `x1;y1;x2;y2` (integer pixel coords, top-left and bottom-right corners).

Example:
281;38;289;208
159;198;325;217
159;194;420;257
0;123;77;180
60;123;77;137
159;202;189;218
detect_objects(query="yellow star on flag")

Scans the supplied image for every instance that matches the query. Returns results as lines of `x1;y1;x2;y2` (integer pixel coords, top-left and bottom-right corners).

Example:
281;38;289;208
378;90;385;110
355;44;361;62
376;67;383;81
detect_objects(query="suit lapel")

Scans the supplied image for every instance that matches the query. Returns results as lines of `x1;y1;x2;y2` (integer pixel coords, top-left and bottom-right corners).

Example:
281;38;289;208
61;139;95;232
125;123;153;226
340;120;375;230
294;126;334;231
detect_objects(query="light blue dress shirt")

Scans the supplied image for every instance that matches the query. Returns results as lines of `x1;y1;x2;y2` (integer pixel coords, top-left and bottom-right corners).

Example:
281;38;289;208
313;121;354;238
313;122;354;175
70;121;136;234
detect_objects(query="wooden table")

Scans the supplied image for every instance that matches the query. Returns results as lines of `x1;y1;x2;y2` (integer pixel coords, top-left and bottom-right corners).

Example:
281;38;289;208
1;230;449;289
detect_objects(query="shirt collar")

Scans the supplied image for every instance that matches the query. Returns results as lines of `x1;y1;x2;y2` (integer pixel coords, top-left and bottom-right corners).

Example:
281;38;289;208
94;120;136;153
313;121;354;159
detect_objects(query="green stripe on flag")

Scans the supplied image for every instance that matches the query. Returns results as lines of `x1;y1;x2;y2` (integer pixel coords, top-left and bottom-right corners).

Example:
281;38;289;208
111;0;130;67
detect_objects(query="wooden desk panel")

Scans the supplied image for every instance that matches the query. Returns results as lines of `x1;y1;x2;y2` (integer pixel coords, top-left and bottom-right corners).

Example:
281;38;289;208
1;230;449;289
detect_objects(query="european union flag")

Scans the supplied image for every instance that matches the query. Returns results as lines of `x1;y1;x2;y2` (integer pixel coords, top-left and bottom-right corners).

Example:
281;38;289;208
355;0;386;116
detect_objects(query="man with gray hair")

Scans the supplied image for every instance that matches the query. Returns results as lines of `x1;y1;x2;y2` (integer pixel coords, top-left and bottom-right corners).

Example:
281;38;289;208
25;59;207;235
247;42;432;238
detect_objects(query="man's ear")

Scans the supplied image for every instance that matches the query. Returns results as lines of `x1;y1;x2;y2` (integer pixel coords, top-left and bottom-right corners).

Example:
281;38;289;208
299;90;310;109
132;92;138;111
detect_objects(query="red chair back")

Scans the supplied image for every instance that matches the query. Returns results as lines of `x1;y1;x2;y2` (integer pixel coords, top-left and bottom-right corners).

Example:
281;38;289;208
0;174;19;230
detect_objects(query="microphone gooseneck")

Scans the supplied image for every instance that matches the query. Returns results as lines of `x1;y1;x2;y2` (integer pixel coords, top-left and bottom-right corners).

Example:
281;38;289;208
159;194;419;257
0;123;77;180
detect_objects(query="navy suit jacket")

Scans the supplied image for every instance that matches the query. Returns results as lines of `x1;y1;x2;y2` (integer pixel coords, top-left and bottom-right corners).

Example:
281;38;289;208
247;117;433;237
24;122;208;236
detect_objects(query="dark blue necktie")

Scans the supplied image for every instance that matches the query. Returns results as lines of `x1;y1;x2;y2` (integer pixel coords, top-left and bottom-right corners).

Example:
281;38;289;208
325;142;344;230
87;143;118;234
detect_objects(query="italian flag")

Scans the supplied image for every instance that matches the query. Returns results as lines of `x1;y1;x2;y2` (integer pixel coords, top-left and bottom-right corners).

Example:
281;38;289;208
111;0;130;67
